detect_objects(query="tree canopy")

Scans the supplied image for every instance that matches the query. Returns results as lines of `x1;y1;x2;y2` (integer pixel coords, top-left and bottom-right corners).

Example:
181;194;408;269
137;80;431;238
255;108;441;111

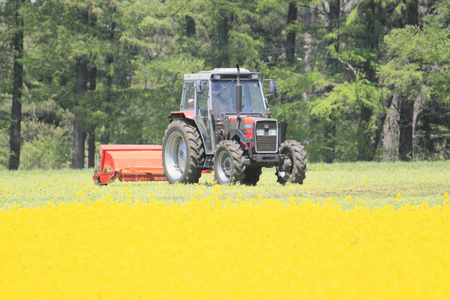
0;0;449;169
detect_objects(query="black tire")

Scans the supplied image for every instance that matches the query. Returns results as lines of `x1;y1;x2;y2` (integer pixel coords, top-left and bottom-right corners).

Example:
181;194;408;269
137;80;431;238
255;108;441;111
241;167;262;186
162;120;205;184
276;140;307;184
214;140;245;185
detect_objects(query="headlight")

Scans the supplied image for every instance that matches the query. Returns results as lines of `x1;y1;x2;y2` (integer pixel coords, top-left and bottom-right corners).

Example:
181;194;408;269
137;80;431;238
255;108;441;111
256;129;265;136
269;129;277;136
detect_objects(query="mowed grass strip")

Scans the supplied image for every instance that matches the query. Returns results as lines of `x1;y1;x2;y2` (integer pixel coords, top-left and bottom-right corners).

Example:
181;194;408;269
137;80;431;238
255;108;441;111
1;161;448;210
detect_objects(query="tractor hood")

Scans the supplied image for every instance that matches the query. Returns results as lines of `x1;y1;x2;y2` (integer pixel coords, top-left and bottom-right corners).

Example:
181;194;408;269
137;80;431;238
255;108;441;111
227;116;267;139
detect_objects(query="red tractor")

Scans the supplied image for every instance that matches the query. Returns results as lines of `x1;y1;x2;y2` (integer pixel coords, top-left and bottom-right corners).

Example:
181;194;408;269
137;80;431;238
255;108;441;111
161;66;306;185
93;67;306;186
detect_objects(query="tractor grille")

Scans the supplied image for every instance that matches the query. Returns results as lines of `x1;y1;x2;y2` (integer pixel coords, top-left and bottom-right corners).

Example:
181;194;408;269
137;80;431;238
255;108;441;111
254;120;278;153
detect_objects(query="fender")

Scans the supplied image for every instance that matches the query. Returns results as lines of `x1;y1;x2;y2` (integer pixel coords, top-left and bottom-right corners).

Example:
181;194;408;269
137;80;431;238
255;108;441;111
230;129;251;143
168;111;194;120
230;129;254;159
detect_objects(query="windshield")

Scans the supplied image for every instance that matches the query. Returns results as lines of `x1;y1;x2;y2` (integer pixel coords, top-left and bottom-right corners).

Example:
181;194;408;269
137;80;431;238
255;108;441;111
211;80;264;117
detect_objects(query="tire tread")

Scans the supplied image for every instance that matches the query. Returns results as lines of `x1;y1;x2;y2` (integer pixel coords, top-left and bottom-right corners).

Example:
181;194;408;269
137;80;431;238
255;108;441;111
276;140;307;184
162;120;205;184
214;140;245;184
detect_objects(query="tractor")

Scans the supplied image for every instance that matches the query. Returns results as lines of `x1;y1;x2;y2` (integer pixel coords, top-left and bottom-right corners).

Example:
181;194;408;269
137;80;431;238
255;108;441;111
93;67;306;186
161;66;307;185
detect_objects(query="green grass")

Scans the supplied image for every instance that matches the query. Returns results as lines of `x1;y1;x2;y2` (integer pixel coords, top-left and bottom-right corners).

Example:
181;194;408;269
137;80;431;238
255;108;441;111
1;161;449;211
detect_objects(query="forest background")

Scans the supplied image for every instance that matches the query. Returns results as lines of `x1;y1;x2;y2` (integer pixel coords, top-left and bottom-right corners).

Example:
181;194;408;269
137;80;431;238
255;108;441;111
0;0;448;170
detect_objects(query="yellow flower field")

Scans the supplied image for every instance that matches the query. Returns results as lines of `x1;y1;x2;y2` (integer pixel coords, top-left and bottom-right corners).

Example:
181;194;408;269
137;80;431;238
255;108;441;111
0;162;449;299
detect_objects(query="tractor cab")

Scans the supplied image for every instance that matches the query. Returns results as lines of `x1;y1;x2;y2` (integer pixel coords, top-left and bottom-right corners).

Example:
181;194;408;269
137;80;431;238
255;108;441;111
179;68;276;155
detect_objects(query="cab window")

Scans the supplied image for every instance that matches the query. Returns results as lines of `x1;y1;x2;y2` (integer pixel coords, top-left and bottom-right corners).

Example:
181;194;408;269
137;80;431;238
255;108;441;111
181;83;195;110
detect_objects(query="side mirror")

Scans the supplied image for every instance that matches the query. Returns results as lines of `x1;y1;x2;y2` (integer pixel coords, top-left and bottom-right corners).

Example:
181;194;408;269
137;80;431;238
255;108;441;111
196;80;206;94
269;80;277;94
265;108;273;116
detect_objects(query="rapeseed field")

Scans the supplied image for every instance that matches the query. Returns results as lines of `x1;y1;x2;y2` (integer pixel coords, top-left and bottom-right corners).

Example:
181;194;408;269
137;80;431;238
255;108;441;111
0;162;449;299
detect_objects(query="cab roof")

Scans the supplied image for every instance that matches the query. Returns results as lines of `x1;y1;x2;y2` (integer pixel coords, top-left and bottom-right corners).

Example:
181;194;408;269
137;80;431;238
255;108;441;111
184;68;259;81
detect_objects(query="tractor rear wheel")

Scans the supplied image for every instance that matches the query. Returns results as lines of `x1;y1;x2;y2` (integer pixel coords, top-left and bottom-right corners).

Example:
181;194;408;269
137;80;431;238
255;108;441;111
214;140;245;185
241;167;262;186
162;120;205;184
276;140;307;184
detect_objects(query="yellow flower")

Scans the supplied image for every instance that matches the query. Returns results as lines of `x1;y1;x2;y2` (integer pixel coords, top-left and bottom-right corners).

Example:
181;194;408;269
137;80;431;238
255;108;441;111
195;189;203;197
213;184;221;193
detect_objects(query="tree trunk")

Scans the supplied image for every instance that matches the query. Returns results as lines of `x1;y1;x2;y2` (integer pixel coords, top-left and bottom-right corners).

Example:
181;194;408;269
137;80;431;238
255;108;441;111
397;0;419;161
398;97;414;161
405;0;419;27
100;20;115;145
88;133;96;168
8;0;24;170
217;10;230;67
383;94;400;161
286;2;297;64
357;0;381;161
357;106;373;161
72;54;88;169
72;119;86;169
101;52;112;144
326;0;340;66
322;0;341;162
87;60;97;168
371;94;394;157
303;4;313;74
323;122;336;163
185;15;196;37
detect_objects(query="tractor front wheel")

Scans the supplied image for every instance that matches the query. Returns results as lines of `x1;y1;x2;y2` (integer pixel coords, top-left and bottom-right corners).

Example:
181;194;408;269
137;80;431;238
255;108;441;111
276;140;307;184
214;140;245;185
162;120;205;184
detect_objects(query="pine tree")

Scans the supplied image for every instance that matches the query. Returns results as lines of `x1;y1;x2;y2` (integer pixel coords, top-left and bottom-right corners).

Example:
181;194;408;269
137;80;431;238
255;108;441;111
6;0;25;170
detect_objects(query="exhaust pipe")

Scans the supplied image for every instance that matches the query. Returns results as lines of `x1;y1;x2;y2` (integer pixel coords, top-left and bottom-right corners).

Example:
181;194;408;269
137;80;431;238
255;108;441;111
235;64;242;118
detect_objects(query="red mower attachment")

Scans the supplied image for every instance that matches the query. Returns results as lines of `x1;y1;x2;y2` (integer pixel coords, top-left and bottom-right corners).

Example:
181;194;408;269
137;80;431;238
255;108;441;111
93;144;166;185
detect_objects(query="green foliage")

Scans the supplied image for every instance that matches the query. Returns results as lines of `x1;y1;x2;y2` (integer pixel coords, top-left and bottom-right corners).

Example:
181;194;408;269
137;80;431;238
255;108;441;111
345;4;359;27
19;119;72;170
378;6;450;161
271;68;329;101
311;80;388;116
111;54;205;144
380;11;450;102
0;0;448;169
